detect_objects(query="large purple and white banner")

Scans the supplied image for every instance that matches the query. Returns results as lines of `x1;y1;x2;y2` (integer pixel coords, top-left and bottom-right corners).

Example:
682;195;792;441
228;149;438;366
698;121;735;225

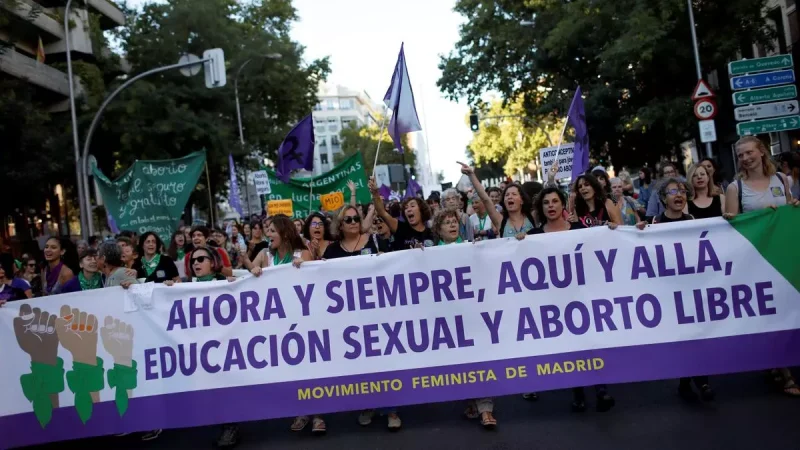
2;211;800;448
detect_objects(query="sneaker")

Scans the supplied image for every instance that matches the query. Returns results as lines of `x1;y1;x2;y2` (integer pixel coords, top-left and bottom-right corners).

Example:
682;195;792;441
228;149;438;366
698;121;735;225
358;410;375;426
215;424;239;449
141;429;162;441
387;413;401;431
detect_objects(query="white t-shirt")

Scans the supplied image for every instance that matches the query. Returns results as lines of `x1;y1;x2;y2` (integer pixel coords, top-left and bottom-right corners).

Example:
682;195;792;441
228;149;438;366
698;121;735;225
469;213;492;233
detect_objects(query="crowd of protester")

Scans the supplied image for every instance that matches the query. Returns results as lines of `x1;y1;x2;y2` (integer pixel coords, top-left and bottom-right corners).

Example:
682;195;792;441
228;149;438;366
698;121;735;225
1;136;799;448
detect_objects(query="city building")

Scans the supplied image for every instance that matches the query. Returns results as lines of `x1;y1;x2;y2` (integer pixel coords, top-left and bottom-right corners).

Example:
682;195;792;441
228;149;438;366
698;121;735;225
310;82;385;174
0;0;125;112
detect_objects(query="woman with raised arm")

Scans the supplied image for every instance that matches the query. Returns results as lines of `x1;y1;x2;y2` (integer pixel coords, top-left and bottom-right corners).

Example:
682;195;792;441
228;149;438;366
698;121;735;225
724;136;800;397
459;162;534;239
368;177;435;250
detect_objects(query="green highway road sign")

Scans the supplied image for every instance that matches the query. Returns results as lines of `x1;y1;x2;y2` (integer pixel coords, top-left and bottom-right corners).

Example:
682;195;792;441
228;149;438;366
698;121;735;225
729;55;794;75
732;85;797;106
736;115;800;136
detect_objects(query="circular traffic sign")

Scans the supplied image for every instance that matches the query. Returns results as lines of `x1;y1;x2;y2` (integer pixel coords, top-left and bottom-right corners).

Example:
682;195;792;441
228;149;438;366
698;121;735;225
694;98;718;120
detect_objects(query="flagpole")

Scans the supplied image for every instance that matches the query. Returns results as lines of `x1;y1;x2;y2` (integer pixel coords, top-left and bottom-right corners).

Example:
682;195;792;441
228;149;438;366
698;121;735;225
555;115;570;157
372;114;389;179
308;180;313;214
205;161;215;226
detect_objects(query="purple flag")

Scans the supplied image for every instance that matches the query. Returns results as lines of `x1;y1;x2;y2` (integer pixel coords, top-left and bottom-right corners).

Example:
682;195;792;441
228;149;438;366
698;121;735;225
383;43;422;153
107;212;119;234
378;184;392;201
276;115;315;183
228;153;244;216
568;87;590;180
404;178;421;199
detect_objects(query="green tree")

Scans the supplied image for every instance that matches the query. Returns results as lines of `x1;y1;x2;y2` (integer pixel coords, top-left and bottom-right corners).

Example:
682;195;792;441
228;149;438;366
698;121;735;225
89;0;329;214
467;97;564;177
337;118;416;176
438;0;776;168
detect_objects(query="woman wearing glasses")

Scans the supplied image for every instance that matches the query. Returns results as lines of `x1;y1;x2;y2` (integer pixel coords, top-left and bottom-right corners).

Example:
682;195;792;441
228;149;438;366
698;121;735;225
651;178;694;224
323;206;388;259
17;254;41;296
303;212;333;260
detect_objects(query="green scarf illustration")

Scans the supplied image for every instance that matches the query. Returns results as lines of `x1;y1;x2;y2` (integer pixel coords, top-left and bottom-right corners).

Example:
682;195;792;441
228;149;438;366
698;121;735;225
66;357;105;424
107;361;138;416
20;358;65;428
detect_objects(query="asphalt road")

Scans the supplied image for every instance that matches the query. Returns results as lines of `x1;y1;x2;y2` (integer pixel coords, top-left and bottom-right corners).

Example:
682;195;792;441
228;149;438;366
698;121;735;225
28;370;800;450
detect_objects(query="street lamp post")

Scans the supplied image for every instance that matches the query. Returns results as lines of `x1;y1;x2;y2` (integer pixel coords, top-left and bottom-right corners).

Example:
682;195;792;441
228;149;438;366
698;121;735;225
234;54;281;217
64;0;88;238
80;52;226;235
686;0;713;158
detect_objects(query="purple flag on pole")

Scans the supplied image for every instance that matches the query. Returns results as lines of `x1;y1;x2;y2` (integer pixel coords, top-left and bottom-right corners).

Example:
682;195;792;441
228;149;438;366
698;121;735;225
568;87;590;180
383;43;422;154
378;184;392;201
228;153;244;216
276;115;315;183
404;178;421;199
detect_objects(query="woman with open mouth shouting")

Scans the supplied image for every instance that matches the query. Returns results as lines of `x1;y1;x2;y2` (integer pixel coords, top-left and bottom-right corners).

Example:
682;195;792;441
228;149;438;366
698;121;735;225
570;174;622;228
368;177;435;250
458;162;534;239
303;212;334;260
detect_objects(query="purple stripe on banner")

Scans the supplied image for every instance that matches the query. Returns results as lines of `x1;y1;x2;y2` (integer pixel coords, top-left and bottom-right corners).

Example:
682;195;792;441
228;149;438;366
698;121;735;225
3;329;800;449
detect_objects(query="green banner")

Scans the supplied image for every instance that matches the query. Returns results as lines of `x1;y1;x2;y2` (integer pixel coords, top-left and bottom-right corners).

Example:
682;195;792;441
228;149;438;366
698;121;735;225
264;152;370;218
92;150;206;242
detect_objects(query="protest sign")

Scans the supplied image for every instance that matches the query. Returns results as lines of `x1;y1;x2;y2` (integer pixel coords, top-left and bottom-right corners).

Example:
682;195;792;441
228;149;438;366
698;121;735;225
320;192;345;211
265;152;370;218
250;170;271;195
538;143;575;181
267;199;293;217
92;151;206;242
3;207;800;448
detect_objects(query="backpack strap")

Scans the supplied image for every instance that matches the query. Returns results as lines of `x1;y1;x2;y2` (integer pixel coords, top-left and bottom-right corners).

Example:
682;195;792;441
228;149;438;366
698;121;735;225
737;179;743;214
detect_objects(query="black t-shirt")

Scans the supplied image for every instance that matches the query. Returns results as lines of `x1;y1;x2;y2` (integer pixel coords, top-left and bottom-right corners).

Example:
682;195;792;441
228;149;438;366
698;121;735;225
527;221;586;235
391;220;435;251
323;234;389;259
138;254;179;283
653;213;694;224
249;241;269;261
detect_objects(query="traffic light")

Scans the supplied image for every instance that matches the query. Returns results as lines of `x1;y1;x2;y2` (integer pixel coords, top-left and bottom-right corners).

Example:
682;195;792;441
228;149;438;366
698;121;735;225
469;113;480;132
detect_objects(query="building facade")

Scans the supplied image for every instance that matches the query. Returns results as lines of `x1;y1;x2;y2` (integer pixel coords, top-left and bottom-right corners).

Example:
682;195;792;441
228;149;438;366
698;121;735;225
0;0;125;112
310;82;385;174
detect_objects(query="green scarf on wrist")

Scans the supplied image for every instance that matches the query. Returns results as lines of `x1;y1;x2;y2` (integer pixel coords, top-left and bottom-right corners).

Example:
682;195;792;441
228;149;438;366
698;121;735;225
107;361;138;416
66;357;105;424
20;358;65;428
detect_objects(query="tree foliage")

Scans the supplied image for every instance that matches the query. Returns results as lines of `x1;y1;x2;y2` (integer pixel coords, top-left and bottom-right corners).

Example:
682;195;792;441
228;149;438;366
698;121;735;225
89;0;329;211
438;0;776;168
467;96;564;177
337;118;416;177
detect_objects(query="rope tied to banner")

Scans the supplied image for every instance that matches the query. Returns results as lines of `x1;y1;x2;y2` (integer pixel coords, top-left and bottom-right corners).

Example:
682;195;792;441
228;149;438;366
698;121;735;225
107;361;138;416
66;357;105;424
20;358;65;428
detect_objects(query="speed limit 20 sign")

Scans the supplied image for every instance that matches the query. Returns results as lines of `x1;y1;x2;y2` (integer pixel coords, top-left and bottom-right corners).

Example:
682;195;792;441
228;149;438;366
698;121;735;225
694;98;718;120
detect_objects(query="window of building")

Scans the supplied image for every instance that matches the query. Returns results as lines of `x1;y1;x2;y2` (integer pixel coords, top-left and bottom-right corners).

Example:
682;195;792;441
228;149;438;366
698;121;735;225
320;154;329;164
326;99;338;110
328;124;339;132
790;10;799;46
339;99;355;110
315;126;326;134
331;135;340;146
341;118;355;128
327;117;337;123
318;137;327;147
313;103;323;111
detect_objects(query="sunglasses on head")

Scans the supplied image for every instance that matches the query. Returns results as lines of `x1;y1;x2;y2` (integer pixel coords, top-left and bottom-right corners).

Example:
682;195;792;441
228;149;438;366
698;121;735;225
191;255;212;264
343;215;361;224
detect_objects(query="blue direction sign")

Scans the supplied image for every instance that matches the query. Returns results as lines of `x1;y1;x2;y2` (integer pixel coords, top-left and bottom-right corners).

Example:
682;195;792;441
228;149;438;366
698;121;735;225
730;70;795;91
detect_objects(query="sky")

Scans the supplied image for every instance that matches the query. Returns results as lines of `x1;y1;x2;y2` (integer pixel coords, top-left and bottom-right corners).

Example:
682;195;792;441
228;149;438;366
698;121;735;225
127;0;474;184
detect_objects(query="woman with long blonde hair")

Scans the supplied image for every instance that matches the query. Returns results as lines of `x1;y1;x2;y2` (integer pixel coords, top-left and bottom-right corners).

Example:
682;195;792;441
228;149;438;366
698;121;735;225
687;164;725;218
725;136;799;397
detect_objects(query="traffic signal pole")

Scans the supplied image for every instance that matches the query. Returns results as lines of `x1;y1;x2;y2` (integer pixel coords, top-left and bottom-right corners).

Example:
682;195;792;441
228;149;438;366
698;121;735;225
687;0;713;158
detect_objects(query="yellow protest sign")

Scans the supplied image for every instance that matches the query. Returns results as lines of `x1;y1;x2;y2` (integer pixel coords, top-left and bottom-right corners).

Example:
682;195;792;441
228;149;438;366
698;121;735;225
267;199;293;217
320;191;345;211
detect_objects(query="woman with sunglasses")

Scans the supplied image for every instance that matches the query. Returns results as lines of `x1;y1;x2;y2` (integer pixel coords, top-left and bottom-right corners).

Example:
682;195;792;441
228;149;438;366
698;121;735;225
18;254;41;297
303;212;334;260
323;206;388;259
164;246;238;446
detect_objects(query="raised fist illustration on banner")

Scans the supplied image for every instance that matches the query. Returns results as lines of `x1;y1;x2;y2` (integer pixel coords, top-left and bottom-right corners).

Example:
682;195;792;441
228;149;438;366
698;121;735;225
101;316;138;416
13;304;65;428
55;305;104;424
